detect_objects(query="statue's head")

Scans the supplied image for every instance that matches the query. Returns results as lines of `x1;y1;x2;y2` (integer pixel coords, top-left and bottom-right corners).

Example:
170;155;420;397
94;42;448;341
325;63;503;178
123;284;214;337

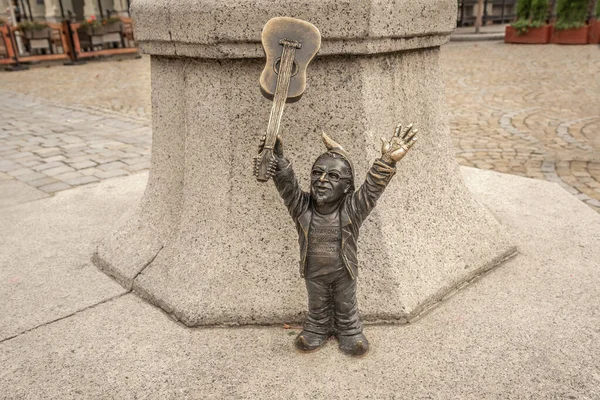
310;133;355;207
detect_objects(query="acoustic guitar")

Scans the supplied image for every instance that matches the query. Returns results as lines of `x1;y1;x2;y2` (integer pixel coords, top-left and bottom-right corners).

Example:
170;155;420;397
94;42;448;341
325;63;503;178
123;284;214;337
253;17;321;182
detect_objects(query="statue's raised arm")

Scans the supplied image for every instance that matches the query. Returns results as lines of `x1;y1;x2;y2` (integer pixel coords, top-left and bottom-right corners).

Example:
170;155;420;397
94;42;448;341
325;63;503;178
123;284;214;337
347;123;418;227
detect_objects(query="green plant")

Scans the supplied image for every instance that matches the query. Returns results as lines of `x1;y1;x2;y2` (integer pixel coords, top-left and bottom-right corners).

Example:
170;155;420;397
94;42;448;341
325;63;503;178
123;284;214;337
517;0;531;20
516;0;533;19
554;0;588;30
16;20;49;31
530;0;550;22
511;0;549;35
595;0;600;18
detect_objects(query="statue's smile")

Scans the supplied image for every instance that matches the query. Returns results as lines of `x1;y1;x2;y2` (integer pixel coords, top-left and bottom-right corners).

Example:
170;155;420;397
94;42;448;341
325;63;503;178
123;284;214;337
313;184;330;192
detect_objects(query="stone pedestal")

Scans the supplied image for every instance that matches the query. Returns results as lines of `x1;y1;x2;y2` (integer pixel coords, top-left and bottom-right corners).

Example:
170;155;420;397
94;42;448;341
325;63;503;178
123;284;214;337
93;0;516;326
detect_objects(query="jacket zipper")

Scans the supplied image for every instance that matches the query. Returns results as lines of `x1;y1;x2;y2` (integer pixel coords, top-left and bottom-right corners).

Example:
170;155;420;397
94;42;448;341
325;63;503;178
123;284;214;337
341;237;356;280
301;225;308;277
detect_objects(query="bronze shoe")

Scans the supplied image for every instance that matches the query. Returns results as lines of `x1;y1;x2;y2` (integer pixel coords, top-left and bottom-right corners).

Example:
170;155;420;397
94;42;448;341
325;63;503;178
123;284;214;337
294;330;329;352
337;332;369;356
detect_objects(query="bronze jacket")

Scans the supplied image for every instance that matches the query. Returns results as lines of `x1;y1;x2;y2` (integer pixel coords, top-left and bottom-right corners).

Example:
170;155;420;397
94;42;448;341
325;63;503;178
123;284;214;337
273;159;396;279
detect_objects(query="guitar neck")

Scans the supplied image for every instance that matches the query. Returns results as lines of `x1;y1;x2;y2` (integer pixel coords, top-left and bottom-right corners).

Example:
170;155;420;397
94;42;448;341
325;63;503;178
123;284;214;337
263;42;298;149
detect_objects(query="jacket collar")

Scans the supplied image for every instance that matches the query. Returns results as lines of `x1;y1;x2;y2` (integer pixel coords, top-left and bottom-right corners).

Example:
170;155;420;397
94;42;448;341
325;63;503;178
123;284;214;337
298;196;352;232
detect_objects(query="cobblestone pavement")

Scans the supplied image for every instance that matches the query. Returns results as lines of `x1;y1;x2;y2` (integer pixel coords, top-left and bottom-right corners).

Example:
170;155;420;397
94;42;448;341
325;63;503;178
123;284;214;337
0;91;150;195
443;42;600;211
0;43;599;211
0;58;152;119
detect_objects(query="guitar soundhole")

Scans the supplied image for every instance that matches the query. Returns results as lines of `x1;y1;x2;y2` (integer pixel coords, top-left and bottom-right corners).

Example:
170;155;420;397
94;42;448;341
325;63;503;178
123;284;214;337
274;58;299;77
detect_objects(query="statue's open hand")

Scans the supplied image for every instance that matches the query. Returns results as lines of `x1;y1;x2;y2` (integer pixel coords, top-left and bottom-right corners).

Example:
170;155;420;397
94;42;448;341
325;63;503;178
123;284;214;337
380;123;418;165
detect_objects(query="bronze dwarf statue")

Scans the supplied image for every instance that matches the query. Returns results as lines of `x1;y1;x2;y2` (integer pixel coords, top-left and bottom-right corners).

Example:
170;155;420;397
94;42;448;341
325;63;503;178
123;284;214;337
259;123;417;356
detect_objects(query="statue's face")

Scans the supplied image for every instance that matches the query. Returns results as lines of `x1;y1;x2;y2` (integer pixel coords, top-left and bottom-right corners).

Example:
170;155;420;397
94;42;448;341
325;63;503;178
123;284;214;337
310;154;352;207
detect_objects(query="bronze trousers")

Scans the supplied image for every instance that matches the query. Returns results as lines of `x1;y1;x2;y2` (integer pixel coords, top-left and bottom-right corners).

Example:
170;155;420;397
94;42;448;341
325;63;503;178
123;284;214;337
303;268;362;336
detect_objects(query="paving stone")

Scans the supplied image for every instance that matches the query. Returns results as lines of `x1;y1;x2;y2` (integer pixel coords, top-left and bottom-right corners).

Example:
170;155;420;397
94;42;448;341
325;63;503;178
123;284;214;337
38;182;72;193
90;156;119;164
122;156;147;166
40;141;63;148
61;136;84;144
32;161;66;172
586;199;600;208
54;171;83;181
64;175;100;186
5;152;34;160
63;153;89;161
97;161;127;171
20;145;44;153
33;148;62;157
27;176;59;188
125;162;151;172
7;168;35;177
69;160;97;170
572;170;591;178
43;155;67;163
0;160;20;172
0;172;12;181
94;169;128;179
14;156;40;165
79;167;101;176
61;143;88;150
18;172;48;183
43;166;76;177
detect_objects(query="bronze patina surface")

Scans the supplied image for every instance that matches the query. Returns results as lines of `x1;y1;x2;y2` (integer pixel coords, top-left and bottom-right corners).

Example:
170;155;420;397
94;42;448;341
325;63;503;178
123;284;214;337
254;17;321;182
259;124;417;356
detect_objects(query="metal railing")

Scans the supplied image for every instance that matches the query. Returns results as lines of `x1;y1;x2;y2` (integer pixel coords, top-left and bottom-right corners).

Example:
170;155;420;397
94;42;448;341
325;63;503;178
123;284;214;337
1;17;138;69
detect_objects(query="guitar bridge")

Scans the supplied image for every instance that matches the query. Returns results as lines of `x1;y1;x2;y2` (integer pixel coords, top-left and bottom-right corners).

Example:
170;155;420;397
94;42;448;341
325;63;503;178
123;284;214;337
279;39;301;49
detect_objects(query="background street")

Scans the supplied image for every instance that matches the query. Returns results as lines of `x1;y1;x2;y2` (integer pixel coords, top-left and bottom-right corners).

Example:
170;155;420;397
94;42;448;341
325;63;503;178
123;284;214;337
1;41;599;211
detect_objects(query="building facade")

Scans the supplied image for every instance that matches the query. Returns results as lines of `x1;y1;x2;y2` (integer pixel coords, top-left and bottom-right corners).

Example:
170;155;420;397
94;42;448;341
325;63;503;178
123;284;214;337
457;0;517;26
1;0;130;23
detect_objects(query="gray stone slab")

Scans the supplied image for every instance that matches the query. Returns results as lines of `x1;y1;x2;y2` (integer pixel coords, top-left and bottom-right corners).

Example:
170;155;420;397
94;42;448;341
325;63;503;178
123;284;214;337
2;169;600;398
0;173;149;341
133;0;456;58
0;179;49;208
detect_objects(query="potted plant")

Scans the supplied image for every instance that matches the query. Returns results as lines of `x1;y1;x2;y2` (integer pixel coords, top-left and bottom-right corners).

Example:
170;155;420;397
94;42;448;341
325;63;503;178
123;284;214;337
589;0;600;44
79;15;104;35
102;16;123;34
17;20;51;39
79;15;122;35
506;0;553;44
551;0;589;44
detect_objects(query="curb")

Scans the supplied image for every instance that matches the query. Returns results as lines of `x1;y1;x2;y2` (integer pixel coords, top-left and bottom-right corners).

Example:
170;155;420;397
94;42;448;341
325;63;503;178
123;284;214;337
450;33;505;42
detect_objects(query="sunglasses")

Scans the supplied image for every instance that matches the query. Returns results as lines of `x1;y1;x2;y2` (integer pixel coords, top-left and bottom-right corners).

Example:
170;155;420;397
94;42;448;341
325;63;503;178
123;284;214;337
311;169;351;183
